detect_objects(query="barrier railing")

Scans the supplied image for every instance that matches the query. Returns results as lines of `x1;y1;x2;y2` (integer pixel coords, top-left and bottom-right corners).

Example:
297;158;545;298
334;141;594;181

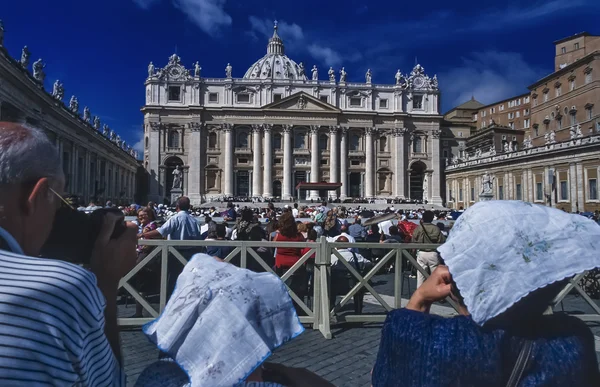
118;238;600;339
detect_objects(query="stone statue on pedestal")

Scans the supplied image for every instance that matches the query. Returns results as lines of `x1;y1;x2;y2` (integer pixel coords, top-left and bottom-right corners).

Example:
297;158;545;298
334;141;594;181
339;67;347;82
395;69;402;85
544;132;550;144
93;116;101;130
481;172;494;195
83;107;91;123
103;124;110;137
172;165;182;189
148;62;154;78
431;75;438;89
52;80;64;101
20;46;30;68
550;130;556;143
311;65;318;81
365;69;372;84
116;135;122;147
298;62;305;78
68;96;79;114
225;63;232;78
422;174;428;199
194;61;201;77
32;58;45;82
110;130;116;142
570;126;577;139
328;67;335;82
576;124;583;138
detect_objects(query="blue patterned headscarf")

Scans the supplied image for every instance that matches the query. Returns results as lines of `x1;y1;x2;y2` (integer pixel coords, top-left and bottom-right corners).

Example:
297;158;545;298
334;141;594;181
438;200;600;325
143;254;304;386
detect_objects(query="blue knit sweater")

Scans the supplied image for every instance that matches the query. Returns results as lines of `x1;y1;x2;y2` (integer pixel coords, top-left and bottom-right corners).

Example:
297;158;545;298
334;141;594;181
372;309;599;386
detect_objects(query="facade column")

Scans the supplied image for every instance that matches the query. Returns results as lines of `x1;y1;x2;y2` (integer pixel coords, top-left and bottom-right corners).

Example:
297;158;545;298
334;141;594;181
252;124;263;197
148;123;161;203
262;124;273;198
329;126;339;199
339;127;348;200
187;122;202;204
365;127;376;198
310;125;320;199
83;150;90;202
223;124;234;197
576;162;585;212
430;129;443;205
282;125;293;200
394;128;407;199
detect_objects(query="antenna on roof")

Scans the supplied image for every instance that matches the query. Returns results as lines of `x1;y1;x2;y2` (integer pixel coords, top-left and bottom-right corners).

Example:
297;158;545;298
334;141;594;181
414;56;418;66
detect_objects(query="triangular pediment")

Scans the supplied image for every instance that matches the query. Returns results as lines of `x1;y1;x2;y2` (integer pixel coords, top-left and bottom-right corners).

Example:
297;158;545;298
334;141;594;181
263;92;341;112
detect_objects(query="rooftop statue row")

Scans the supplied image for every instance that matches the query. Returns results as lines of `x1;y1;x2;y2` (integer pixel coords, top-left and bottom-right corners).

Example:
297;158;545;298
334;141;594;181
0;22;137;159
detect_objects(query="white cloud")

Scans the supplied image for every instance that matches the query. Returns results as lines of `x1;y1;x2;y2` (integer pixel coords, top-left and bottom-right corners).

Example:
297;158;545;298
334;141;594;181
307;44;343;68
132;0;232;36
440;51;544;110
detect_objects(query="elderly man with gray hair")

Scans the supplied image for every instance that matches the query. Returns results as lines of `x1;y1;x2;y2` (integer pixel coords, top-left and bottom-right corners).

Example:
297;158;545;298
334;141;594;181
0;122;137;385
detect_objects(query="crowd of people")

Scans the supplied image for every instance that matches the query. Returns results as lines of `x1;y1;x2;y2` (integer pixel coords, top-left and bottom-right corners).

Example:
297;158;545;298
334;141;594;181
3;122;600;386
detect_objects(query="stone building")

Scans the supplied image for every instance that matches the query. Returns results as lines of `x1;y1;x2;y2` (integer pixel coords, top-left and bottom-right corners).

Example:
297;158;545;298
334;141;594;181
444;32;600;213
142;24;444;205
0;28;138;205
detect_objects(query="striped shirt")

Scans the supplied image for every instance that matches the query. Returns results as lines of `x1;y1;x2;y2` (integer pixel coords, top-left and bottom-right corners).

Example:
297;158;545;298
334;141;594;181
0;226;124;386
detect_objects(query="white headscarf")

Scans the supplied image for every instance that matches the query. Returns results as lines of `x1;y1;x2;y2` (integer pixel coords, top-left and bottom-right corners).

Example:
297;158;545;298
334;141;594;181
438;200;600;325
143;254;304;386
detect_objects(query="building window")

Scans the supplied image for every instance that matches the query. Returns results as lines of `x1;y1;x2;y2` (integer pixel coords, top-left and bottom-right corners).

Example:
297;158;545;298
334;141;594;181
168;86;181;101
555;87;561;97
237;132;249;148
516;111;520;118
560;180;568;201
459;188;463;201
208;132;217;148
508;112;514;119
274;158;282;164
320;159;328;165
500;104;504;111
379;99;388;109
320;95;329;103
570;112;577;125
570;79;575;91
524;109;530;116
413;95;423;109
536;182;543;201
524;119;530;129
294;132;305;149
238;158;248;164
509;122;515;129
208;92;218;102
351;160;360;166
443;149;449;158
534;126;539;137
470;187;475;202
557;117;562;130
516;184;522;200
350;134;360;151
585;71;592;84
274;134;282;149
273;94;282;102
379;136;387;152
319;134;328;150
561;47;566;54
412;136;422;153
168;130;179;148
533;98;537;107
587;106;594;120
524;96;530;103
237;93;250;103
575;42;580;50
498;185;504;200
350;97;362;107
458;131;463;137
543;91;549;102
590;179;598;200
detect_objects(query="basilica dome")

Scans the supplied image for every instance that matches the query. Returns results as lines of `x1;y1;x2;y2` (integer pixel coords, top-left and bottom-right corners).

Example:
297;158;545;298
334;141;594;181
243;23;308;81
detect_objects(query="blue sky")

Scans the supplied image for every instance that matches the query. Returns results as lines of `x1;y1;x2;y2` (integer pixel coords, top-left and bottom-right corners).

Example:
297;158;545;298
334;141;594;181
2;0;598;153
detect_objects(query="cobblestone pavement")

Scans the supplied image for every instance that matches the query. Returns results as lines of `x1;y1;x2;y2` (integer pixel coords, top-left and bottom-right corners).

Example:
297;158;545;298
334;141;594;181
120;273;600;386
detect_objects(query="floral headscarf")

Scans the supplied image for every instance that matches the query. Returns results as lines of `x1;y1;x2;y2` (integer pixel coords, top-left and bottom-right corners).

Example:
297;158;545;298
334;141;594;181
143;254;304;386
438;200;600;325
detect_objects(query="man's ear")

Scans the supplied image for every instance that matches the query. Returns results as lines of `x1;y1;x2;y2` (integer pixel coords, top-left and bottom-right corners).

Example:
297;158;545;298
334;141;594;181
24;178;51;216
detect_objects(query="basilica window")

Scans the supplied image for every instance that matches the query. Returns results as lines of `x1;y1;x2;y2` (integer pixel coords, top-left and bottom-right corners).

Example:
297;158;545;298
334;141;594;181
349;134;360;151
587;105;594;120
379;136;387;152
274;94;282;102
145;137;148;149
412;136;422;153
294;132;306;149
413;95;423;109
379;99;388;109
208;93;218;103
320;95;329;103
274;134;282;149
237;132;249;148
208;132;217;148
543;91;549;102
589;178;598;200
237;93;251;103
168;130;180;148
168;86;181;101
319;134;328;150
349;97;362;107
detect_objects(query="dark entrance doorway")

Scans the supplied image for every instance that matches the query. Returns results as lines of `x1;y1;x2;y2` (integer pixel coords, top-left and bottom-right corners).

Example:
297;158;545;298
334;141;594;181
294;171;306;199
409;161;426;200
236;171;250;197
272;180;282;198
349;173;361;198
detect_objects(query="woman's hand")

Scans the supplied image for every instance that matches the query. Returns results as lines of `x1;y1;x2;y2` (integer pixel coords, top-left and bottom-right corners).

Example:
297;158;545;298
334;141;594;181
406;265;453;313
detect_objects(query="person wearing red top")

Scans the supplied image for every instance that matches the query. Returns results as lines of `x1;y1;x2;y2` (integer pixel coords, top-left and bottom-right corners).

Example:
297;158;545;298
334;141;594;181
274;212;308;314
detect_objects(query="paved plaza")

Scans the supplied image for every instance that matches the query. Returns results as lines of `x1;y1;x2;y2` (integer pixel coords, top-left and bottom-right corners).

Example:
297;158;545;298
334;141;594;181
120;274;600;386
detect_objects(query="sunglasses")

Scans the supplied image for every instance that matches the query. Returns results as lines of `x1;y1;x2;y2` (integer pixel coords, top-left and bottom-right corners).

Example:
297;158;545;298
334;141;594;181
48;187;75;210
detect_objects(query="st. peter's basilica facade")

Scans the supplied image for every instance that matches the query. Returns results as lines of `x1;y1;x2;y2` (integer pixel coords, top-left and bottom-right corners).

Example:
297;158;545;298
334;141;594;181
142;24;443;205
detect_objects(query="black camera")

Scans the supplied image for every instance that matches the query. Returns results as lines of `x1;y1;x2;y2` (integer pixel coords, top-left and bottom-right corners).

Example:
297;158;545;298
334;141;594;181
40;206;127;264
